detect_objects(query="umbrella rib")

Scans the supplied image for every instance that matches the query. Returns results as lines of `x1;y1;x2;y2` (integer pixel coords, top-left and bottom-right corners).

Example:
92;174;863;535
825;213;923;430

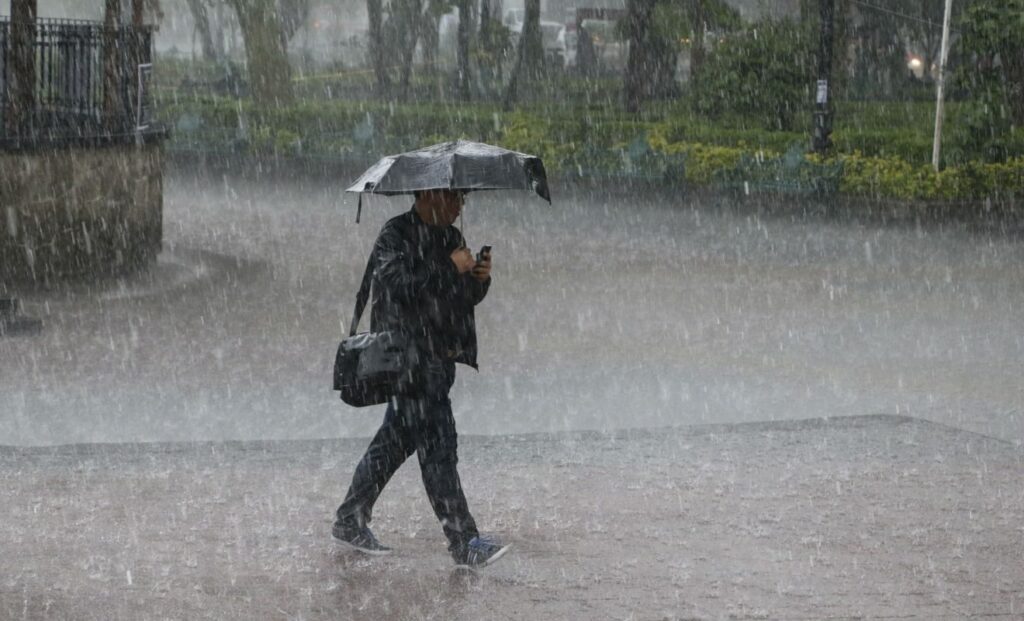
448;152;456;191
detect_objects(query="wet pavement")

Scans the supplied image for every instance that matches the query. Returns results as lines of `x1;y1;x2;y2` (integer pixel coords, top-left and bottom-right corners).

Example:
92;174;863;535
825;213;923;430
2;173;1023;446
2;415;1022;620
3;178;1023;618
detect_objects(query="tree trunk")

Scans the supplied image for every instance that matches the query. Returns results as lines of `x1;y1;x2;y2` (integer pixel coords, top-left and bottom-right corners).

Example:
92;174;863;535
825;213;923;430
624;0;655;113
456;0;473;101
277;0;309;43
132;0;144;27
799;0;816;26
7;0;37;135
833;0;851;94
366;0;391;98
420;1;439;75
184;0;218;61
521;0;543;77
103;0;122;129
478;0;492;94
397;0;423;98
1006;56;1024;126
212;3;229;58
503;0;542;108
226;0;294;106
690;0;704;87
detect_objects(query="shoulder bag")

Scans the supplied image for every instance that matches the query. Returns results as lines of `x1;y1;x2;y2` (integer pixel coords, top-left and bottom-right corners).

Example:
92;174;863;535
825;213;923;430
332;250;410;407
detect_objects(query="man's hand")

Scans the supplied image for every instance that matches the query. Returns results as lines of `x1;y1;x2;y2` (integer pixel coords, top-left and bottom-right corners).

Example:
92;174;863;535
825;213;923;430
472;250;492;283
450;247;475;274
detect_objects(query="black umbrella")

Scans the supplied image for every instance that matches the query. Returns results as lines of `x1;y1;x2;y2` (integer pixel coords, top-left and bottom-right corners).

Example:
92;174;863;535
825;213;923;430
346;140;551;222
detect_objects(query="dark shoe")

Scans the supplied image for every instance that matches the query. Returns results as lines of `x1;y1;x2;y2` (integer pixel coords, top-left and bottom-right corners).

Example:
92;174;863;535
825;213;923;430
452;535;511;569
332;523;392;556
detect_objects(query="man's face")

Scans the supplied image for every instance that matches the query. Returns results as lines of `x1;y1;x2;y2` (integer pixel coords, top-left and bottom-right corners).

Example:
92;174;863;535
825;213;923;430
420;190;465;226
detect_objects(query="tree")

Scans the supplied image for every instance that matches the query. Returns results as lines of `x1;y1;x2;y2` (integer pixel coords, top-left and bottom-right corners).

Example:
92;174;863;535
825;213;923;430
184;0;218;61
365;0;441;101
419;0;446;75
456;0;473;100
624;0;656;113
800;0;853;97
226;0;294;105
7;0;36;134
366;0;391;97
900;0;963;81
690;0;705;85
503;0;542;108
103;0;122;125
277;0;310;43
476;0;512;98
841;0;964;99
958;0;1024;127
694;19;814;131
625;0;739;108
848;1;904;98
393;0;423;97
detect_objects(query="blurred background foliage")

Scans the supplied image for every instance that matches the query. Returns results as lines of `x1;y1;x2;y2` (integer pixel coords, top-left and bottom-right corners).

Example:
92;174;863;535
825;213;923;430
152;0;1024;200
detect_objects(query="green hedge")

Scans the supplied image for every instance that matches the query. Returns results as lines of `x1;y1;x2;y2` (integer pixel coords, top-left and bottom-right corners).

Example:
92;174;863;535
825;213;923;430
829;152;1024;200
158;98;1024;201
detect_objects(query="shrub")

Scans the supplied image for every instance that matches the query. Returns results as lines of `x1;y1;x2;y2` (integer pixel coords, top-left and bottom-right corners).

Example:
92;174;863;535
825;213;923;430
693;19;814;131
156;97;1024;201
833;152;1024;200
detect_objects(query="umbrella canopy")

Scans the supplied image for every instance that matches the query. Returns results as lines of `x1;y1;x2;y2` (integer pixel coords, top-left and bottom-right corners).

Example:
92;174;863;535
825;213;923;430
346;140;551;212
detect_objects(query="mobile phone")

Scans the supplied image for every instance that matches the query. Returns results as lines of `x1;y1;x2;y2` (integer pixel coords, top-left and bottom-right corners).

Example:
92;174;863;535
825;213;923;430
476;245;492;263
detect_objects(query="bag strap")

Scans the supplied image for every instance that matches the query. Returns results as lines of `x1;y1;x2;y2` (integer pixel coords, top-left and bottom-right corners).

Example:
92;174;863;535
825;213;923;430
349;249;375;337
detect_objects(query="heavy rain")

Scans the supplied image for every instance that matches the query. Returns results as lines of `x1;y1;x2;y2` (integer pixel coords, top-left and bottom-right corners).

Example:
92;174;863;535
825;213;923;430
2;0;1023;619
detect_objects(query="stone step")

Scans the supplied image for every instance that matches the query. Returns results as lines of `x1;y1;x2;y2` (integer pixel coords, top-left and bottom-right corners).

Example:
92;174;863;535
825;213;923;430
0;297;19;319
0;316;43;337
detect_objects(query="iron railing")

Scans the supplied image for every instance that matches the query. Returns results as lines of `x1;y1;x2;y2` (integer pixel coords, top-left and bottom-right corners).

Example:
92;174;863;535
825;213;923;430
0;16;155;145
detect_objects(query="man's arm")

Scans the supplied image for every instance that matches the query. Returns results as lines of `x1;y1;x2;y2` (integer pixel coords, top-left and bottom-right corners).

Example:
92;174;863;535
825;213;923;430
464;252;491;306
454;230;490;306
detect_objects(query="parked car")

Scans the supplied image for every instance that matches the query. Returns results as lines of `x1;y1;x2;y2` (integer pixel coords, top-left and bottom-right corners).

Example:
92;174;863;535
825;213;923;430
578;18;626;73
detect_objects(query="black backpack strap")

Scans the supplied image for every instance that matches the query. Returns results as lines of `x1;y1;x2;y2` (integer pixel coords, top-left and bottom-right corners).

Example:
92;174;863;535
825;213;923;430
349;249;375;337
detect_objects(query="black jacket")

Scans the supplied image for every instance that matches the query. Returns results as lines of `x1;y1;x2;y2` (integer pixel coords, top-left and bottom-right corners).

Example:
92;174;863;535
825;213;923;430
369;207;490;370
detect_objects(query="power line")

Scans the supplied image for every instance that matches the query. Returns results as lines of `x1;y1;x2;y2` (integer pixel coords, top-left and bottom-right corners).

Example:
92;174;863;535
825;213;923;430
849;0;953;31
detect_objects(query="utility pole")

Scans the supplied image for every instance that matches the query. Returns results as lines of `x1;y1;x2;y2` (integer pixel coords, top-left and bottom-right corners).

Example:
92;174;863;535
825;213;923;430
812;0;835;154
931;0;953;171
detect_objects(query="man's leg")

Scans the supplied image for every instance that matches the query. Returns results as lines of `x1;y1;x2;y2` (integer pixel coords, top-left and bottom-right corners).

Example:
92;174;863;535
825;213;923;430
413;392;480;556
335;399;414;530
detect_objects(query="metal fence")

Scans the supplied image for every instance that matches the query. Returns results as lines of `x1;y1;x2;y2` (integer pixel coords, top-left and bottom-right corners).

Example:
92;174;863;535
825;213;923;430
0;16;153;143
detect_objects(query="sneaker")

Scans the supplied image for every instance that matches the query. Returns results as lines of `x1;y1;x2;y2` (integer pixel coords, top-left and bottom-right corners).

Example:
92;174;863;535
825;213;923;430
452;535;511;569
332;523;392;556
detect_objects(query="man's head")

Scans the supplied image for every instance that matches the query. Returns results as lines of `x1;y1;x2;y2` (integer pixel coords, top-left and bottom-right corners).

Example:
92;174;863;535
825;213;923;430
414;189;466;227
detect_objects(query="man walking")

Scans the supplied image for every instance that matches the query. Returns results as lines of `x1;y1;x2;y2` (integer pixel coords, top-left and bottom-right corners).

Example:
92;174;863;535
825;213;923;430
333;189;510;568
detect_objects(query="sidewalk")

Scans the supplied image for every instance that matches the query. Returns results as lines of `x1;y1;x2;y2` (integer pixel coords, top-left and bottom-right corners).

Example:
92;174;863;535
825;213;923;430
2;414;1021;620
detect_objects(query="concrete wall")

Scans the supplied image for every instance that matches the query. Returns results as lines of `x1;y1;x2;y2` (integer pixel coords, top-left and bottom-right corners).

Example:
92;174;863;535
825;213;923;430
0;143;163;284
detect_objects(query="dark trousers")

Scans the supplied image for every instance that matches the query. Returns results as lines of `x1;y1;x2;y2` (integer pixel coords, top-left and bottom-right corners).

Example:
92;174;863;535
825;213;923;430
335;362;478;552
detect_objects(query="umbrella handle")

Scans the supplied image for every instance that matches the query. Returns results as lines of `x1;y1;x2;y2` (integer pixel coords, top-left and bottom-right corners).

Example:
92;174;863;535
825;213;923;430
356;194;363;224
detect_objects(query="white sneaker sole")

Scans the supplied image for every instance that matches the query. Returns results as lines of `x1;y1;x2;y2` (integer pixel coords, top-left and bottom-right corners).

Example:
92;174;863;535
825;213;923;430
454;543;512;569
333;537;393;556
